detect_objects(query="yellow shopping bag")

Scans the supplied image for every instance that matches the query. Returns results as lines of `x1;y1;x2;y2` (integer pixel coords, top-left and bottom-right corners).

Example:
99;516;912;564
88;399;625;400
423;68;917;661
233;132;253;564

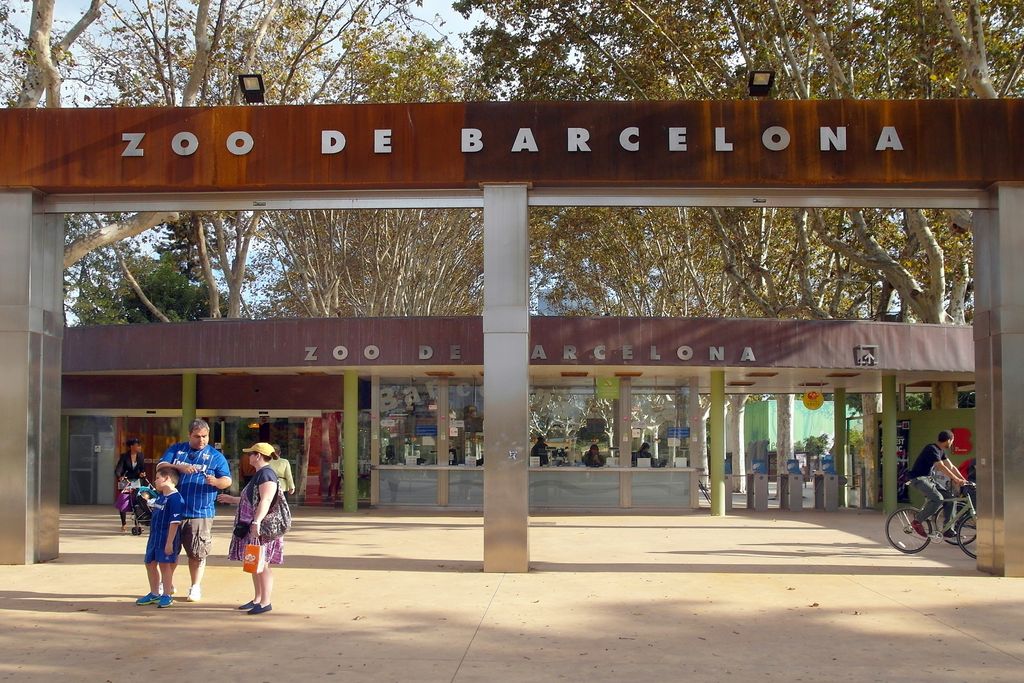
242;541;265;574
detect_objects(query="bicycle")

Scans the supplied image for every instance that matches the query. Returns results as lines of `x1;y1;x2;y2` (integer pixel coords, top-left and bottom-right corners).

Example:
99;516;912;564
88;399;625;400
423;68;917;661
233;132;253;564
885;481;977;558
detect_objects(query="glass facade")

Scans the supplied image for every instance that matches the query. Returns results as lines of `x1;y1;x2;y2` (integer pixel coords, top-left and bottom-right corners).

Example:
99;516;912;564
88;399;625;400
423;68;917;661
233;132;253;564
529;469;620;507
378;468;439;505
64;378;697;510
630;385;693;468
448;469;484;506
631;470;693;507
449;379;484;465
528;383;613;466
379;379;442;465
67;416;183;505
213;417;306;494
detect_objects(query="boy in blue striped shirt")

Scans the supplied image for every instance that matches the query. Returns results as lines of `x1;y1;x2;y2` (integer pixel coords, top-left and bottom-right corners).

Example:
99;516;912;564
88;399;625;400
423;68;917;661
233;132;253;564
136;463;185;608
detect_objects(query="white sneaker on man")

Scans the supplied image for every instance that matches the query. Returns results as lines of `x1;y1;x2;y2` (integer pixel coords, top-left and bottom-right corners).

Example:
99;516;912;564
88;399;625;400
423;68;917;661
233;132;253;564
186;585;202;602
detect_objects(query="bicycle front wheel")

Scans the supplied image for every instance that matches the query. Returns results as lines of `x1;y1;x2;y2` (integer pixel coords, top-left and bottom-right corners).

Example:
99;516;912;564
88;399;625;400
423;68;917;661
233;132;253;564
885;507;931;554
955;513;977;559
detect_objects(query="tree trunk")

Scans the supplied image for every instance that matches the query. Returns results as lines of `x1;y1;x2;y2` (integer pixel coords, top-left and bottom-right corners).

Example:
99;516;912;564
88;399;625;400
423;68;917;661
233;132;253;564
194;214;222;318
861;393;881;507
18;0;107;108
727;394;746;492
296;417;312;499
688;377;707;473
65;212;179;267
776;394;794;467
117;253;170;322
17;0;59;108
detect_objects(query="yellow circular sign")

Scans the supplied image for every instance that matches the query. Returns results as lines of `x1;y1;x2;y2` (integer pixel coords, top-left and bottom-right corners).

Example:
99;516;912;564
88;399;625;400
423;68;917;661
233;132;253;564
802;391;824;410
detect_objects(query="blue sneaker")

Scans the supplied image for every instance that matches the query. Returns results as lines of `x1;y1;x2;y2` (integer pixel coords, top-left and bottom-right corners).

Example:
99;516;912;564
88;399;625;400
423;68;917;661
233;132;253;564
157;594;173;608
136;593;160;606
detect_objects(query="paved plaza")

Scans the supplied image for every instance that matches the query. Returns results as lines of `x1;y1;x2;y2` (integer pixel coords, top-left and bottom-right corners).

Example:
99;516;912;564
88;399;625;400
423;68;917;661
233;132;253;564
1;505;1021;682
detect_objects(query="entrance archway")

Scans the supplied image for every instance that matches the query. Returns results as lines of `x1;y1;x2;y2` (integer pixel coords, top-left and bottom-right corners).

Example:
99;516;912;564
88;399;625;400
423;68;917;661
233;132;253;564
2;100;1020;575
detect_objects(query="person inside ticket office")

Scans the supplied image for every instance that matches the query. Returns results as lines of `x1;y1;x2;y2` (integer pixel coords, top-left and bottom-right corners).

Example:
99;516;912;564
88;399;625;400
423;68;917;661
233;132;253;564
583;443;606;468
530;435;549;466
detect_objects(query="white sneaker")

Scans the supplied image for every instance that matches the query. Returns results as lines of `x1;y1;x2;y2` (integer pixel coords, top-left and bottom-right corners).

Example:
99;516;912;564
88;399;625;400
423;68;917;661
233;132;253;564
186;585;202;602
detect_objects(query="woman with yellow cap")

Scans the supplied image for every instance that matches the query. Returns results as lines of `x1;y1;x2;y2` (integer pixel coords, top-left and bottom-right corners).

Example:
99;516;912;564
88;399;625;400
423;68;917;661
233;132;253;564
217;442;287;615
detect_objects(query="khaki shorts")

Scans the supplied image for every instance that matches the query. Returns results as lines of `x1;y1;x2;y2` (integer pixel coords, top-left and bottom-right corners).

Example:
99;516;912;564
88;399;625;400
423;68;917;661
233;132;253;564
180;517;214;560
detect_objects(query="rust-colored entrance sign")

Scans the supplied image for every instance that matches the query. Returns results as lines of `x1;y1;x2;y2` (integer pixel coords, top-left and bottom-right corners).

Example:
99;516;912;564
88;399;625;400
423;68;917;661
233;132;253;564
2;100;1022;193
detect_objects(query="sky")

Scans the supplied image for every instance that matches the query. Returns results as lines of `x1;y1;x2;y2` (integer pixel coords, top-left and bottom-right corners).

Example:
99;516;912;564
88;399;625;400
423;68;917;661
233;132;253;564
415;0;483;46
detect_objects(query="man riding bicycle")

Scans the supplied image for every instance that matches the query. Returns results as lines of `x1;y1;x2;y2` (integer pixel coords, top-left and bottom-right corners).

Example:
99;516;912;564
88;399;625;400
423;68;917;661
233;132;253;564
907;430;968;538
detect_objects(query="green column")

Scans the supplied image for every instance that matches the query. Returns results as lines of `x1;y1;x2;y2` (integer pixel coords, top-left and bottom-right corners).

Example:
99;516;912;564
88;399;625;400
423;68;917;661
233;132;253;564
709;370;726;516
180;372;197;440
833;388;847;507
343;371;359;513
881;375;898;514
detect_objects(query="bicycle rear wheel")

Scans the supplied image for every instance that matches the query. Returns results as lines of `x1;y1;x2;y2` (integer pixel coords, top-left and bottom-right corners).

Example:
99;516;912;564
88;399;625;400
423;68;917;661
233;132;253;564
885;507;930;553
955;513;977;559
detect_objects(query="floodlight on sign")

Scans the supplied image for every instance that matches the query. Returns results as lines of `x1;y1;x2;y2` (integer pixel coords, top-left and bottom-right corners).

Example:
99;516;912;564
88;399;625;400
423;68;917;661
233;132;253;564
237;74;265;104
747;70;775;97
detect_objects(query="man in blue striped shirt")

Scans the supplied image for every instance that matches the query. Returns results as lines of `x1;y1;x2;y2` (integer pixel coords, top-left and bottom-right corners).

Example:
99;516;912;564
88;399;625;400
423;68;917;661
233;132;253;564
159;419;232;602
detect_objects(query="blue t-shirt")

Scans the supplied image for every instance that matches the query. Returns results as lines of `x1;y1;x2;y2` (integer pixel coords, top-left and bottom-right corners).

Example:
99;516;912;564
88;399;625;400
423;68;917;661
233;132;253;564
159;442;230;518
146;490;185;555
245;466;280;507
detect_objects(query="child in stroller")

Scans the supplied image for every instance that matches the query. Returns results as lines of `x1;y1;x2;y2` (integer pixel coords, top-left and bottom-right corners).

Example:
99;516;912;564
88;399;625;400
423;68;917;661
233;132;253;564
128;481;159;536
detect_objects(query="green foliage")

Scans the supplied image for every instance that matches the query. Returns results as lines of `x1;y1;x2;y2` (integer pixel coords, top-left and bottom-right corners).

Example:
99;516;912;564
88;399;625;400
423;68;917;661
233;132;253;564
121;251;217;323
905;392;932;412
65;251;126;326
337;29;487;103
797;433;832;458
847;425;864;457
64;216;222;325
455;0;1024;101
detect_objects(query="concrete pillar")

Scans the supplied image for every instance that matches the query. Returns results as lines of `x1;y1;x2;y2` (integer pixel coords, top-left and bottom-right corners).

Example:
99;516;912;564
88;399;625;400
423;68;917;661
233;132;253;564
482;184;530;572
709;370;726;516
881;375;898;515
833;388;848;507
180;373;197;440
343;370;358;512
0;191;62;564
973;184;1024;576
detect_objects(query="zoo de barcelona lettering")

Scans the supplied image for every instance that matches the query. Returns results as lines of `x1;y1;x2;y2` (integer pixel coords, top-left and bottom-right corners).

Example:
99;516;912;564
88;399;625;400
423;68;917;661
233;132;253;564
300;343;755;364
121;125;904;158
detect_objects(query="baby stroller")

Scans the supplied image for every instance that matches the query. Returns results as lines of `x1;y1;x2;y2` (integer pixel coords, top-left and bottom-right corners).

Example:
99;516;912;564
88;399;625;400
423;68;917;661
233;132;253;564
129;482;159;536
